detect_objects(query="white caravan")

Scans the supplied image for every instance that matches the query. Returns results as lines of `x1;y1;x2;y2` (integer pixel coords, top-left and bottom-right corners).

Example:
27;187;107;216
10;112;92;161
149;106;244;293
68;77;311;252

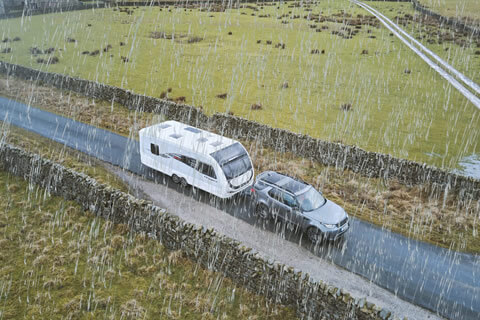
139;120;254;198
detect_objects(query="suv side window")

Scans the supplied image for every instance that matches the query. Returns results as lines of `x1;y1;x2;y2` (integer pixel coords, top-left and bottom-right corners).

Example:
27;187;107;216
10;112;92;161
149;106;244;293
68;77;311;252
268;188;283;202
283;193;297;208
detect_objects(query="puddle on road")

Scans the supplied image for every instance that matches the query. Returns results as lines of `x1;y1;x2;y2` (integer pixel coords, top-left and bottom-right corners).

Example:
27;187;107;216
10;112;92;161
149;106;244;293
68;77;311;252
455;154;480;180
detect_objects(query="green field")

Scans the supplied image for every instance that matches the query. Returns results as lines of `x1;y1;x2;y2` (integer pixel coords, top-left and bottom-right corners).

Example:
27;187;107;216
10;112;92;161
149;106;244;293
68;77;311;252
0;170;295;319
417;0;480;22
0;1;479;172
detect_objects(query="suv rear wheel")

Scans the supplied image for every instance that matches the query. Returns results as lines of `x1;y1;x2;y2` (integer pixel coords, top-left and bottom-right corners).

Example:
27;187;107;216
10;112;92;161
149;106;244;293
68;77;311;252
255;204;270;220
307;227;324;243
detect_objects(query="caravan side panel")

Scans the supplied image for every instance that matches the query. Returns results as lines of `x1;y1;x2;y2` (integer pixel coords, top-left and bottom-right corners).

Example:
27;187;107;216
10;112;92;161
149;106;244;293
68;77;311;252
139;134;175;176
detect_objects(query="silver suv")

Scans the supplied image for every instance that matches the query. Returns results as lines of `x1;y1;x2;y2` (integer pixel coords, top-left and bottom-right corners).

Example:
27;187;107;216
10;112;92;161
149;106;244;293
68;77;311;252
251;171;349;243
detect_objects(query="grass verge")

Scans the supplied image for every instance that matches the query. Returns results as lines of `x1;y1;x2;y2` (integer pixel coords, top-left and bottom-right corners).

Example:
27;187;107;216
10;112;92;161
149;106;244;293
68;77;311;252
0;122;130;193
0;170;296;319
1;73;479;254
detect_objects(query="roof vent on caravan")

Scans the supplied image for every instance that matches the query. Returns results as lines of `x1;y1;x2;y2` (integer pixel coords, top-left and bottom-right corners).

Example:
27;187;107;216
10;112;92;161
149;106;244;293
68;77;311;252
197;137;208;143
158;123;171;129
170;133;182;139
184;127;201;134
210;141;223;147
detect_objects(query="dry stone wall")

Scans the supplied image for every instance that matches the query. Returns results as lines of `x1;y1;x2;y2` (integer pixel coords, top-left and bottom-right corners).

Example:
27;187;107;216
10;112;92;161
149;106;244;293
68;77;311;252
1;61;478;201
0;143;392;320
411;0;480;36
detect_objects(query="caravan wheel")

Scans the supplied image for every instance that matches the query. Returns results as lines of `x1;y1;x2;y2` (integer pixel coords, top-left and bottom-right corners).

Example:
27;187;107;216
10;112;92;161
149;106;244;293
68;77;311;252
180;178;188;188
172;174;180;184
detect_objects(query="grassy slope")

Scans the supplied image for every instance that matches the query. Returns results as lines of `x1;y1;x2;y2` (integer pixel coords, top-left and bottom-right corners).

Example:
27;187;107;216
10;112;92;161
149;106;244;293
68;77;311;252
0;170;296;319
2;74;478;254
0;1;478;171
417;0;480;22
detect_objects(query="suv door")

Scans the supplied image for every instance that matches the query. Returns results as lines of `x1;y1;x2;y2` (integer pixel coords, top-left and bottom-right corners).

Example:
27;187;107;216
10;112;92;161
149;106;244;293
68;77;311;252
282;192;300;227
267;187;291;222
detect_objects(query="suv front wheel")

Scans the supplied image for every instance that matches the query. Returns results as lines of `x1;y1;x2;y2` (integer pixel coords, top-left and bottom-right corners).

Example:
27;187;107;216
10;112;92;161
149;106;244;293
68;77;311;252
307;227;324;243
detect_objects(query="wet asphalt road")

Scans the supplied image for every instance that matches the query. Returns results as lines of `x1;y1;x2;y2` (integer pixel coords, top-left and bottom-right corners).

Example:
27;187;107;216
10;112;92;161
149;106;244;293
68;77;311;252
1;96;479;320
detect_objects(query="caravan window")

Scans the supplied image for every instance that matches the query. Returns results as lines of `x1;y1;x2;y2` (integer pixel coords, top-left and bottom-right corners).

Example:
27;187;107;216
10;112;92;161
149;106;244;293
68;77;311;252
210;143;252;180
171;154;197;168
197;162;216;179
150;143;159;155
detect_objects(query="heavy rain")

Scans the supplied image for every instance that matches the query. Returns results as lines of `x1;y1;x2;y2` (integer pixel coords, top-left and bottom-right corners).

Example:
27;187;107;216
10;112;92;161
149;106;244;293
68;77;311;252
0;0;479;319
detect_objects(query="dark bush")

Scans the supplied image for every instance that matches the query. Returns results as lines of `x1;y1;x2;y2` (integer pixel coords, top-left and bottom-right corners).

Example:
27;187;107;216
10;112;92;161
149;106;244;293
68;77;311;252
0;48;12;54
103;44;112;52
174;96;186;103
251;103;262;110
266;40;272;45
281;82;288;89
159;91;167;99
44;47;55;54
257;40;261;44
228;31;233;35
66;38;76;43
29;47;43;55
121;56;129;63
361;49;368;55
90;50;100;56
167;88;172;93
37;56;59;64
81;51;90;55
341;103;352;111
120;42;125;46
404;69;411;74
216;93;227;99
311;49;320;54
12;37;21;42
187;37;203;44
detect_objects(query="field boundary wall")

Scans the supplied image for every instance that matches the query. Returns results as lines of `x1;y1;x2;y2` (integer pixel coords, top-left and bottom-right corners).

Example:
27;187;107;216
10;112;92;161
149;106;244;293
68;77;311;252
0;143;390;320
410;0;480;36
1;61;479;201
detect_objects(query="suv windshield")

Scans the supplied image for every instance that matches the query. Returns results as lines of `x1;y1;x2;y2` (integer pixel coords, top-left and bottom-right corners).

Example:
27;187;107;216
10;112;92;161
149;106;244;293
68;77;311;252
210;143;252;180
296;187;326;212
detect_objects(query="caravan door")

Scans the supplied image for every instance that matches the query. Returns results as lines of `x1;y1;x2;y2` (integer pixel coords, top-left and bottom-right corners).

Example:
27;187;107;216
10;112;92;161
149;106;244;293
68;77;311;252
195;161;219;195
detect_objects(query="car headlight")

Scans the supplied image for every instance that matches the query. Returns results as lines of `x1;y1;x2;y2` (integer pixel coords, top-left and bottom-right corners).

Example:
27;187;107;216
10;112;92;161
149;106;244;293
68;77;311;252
323;223;336;229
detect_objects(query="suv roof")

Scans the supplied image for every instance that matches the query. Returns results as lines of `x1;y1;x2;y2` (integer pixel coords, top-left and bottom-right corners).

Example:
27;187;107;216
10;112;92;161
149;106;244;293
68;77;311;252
258;171;310;195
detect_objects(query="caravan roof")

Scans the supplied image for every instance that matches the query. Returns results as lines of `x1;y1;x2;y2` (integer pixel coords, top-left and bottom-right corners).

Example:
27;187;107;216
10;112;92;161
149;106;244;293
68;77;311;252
139;121;238;157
